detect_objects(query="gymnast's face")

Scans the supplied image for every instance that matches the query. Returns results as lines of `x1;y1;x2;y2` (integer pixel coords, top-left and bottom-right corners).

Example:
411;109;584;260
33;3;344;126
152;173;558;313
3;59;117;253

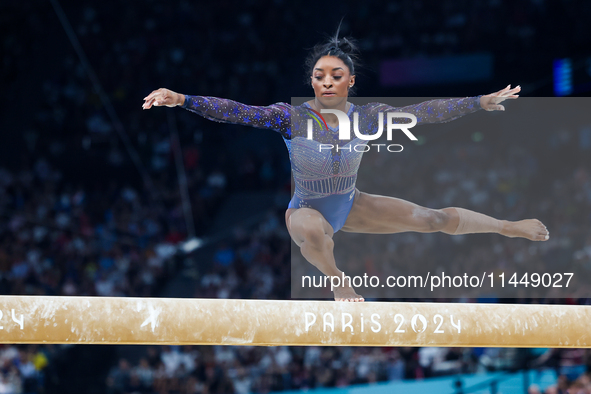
311;56;355;107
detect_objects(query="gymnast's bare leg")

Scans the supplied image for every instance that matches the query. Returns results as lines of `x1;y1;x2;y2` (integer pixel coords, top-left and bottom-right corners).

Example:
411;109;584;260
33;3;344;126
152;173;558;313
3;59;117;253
340;189;549;240
287;189;548;302
285;207;365;302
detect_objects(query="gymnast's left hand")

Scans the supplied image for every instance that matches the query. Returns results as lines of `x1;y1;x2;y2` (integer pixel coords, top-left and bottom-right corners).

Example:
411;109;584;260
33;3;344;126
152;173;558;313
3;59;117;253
142;88;184;109
479;84;520;111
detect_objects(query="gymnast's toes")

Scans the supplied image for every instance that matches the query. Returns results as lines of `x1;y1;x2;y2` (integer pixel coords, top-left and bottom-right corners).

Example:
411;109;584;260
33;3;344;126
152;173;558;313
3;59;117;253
336;297;365;302
333;287;365;302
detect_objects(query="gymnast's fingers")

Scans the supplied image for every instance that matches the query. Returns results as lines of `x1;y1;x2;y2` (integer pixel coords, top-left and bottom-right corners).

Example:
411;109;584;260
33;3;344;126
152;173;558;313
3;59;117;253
142;97;156;109
496;84;517;95
143;89;161;101
500;86;520;97
144;88;170;103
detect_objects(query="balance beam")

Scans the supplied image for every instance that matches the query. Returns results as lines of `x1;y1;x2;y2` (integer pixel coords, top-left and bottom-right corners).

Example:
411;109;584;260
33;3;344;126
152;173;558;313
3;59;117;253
0;296;588;347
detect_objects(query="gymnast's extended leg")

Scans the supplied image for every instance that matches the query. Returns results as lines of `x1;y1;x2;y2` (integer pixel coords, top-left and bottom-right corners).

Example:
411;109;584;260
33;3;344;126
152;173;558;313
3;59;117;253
340;189;549;239
285;207;364;302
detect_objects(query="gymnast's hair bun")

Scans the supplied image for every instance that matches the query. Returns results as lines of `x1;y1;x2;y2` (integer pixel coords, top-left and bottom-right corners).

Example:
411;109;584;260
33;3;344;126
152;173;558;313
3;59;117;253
331;37;357;56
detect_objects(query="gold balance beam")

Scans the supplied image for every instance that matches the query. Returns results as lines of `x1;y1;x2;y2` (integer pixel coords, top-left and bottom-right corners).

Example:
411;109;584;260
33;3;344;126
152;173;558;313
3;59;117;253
0;296;588;347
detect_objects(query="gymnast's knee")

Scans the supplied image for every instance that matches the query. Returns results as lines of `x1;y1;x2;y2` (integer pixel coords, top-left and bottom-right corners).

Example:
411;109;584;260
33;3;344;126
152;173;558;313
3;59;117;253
421;208;451;231
290;213;329;247
301;220;330;247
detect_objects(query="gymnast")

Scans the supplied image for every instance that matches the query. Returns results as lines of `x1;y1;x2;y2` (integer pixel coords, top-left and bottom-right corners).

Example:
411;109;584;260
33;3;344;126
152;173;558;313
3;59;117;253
142;33;549;302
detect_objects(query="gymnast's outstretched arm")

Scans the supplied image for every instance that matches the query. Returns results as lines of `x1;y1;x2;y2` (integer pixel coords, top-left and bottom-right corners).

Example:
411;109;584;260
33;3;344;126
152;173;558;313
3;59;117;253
142;88;292;137
364;84;521;125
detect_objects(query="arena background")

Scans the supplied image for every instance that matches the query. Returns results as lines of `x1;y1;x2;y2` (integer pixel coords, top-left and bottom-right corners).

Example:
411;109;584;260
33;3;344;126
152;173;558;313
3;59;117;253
1;0;591;393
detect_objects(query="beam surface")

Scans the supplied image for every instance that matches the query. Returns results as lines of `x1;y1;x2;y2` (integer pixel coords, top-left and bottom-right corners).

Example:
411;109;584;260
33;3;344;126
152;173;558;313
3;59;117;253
0;296;588;347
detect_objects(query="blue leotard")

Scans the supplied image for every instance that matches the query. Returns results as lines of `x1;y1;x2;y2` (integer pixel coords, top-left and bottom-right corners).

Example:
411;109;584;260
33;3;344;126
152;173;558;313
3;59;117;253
181;96;482;232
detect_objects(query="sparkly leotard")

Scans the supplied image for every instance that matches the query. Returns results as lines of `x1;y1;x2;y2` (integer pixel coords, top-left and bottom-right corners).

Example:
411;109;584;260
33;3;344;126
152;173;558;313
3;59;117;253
181;95;482;232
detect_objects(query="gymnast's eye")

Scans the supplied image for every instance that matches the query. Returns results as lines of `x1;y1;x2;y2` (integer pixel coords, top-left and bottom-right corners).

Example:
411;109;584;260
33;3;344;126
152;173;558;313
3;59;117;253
315;76;323;80
333;76;342;80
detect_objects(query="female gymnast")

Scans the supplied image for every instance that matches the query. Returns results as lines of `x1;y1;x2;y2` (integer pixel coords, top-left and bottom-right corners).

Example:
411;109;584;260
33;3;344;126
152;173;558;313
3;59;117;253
142;35;549;302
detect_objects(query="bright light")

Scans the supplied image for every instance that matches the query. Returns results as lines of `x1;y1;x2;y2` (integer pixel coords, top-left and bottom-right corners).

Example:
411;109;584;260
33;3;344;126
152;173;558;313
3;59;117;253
553;58;573;96
181;238;203;253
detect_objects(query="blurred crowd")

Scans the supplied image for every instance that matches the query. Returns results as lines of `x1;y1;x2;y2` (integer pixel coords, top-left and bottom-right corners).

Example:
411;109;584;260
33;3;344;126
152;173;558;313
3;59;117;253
4;0;591;113
106;346;591;394
0;158;188;299
0;346;50;394
2;0;591;393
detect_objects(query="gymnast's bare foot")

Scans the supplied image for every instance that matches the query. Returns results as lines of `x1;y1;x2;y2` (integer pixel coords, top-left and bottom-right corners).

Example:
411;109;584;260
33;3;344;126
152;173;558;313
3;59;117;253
334;286;365;302
500;219;549;241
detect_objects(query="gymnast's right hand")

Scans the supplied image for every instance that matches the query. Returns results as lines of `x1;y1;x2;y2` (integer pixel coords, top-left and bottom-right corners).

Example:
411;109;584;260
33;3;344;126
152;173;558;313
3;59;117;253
142;88;185;109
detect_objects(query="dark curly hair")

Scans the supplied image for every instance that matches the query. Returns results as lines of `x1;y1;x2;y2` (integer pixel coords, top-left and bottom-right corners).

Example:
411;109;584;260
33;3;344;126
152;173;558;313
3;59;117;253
304;23;361;95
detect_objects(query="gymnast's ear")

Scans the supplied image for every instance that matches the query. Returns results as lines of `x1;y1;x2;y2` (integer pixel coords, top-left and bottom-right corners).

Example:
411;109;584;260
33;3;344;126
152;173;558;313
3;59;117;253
348;75;356;88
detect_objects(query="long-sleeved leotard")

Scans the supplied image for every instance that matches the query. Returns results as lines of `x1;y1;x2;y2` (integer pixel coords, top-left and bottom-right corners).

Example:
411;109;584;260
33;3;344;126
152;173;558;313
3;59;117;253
181;95;483;232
